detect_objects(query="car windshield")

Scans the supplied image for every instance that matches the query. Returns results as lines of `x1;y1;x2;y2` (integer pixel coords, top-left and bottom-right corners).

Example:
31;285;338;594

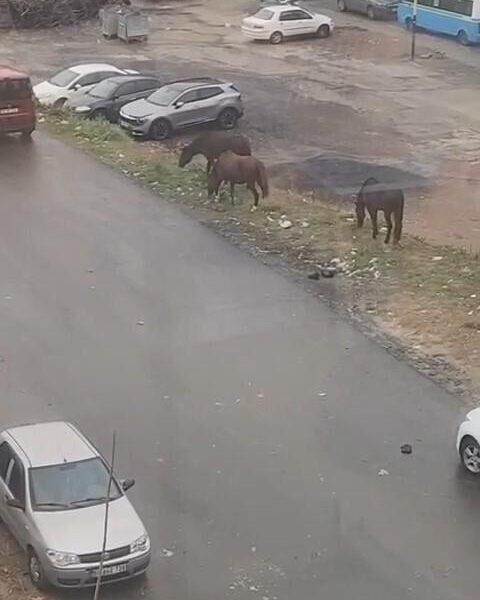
30;458;122;511
49;68;78;88
253;8;274;19
147;86;181;106
89;80;118;99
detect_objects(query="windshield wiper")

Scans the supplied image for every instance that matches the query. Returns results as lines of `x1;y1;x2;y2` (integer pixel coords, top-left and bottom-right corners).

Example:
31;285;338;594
35;502;70;508
70;496;117;506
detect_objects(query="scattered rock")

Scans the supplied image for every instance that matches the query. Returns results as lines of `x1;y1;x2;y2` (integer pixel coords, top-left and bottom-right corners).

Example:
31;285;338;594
137;320;145;326
162;548;174;558
400;443;413;455
308;271;320;280
431;256;443;261
279;218;293;229
321;267;336;278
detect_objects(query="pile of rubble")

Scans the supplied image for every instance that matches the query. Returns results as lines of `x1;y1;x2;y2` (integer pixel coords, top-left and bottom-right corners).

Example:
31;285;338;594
7;0;106;28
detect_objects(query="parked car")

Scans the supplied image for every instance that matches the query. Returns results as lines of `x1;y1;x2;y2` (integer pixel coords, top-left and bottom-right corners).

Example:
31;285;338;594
241;5;333;44
0;421;150;589
65;75;162;123
33;64;138;108
0;66;36;137
337;0;397;20
119;77;244;140
457;408;480;474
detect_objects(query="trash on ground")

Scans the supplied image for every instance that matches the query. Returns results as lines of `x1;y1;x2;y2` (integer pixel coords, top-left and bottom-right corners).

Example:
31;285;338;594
401;444;413;454
378;468;390;476
279;218;293;229
162;548;174;558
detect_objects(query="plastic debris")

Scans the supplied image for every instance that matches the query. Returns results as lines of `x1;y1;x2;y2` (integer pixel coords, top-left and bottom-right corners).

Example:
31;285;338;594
378;468;389;476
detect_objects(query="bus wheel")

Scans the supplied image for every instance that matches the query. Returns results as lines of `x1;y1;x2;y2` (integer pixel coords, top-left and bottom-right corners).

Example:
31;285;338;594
457;30;469;45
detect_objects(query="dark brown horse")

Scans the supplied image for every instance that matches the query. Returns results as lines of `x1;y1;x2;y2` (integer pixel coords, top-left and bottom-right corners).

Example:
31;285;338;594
207;150;269;207
355;177;405;244
178;131;251;174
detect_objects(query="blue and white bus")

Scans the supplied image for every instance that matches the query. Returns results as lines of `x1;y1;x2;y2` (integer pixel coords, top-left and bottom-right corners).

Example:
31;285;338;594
397;0;480;44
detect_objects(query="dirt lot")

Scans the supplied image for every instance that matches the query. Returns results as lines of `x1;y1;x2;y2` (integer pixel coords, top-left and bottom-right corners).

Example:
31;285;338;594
0;524;41;600
2;0;480;251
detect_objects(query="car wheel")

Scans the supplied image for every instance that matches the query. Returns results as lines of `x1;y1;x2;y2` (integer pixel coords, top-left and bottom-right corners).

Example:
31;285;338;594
21;129;34;138
53;98;66;109
28;549;49;591
269;31;283;44
91;109;107;120
317;24;331;38
217;108;239;130
337;0;347;11
457;29;469;45
460;436;480;474
367;5;376;19
149;119;172;141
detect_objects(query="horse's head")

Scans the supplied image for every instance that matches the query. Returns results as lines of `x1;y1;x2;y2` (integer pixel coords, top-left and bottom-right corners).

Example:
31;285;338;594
178;144;194;168
354;194;366;228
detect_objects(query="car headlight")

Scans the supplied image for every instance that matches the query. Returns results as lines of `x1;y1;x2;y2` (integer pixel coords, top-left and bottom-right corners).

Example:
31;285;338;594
74;106;91;113
46;549;80;567
130;534;150;554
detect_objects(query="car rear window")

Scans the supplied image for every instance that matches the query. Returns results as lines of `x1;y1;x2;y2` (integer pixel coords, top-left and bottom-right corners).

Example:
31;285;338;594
49;68;77;88
0;79;32;102
254;8;274;19
89;79;119;99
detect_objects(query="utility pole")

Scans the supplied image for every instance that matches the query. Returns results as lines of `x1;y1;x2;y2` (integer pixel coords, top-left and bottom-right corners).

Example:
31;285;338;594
93;431;116;600
410;0;418;60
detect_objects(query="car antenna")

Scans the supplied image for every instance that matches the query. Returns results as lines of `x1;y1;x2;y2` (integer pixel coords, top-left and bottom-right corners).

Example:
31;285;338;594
92;430;116;600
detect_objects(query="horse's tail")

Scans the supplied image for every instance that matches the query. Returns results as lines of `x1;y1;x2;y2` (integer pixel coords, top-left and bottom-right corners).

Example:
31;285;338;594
256;160;269;198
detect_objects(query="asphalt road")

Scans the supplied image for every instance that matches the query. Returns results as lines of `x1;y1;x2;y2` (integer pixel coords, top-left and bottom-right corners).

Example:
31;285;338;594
0;133;478;600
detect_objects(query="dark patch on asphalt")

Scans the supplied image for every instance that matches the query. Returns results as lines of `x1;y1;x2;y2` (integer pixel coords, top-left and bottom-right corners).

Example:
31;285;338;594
269;155;427;196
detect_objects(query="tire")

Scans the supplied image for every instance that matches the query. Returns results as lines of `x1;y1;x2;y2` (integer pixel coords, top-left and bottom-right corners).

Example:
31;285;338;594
337;0;347;11
367;5;376;19
91;109;107;121
28;549;49;591
317;24;331;38
217;108;239;130
269;31;283;44
460;436;480;474
53;98;66;109
21;129;34;138
457;29;469;45
149;119;172;141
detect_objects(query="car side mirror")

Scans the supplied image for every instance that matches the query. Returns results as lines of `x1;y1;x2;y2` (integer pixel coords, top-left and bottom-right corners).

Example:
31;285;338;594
174;101;184;109
6;497;24;510
72;83;81;91
121;478;135;492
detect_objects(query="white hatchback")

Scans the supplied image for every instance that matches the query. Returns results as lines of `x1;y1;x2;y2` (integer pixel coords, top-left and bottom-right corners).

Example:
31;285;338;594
457;408;480;474
33;64;137;108
242;5;334;44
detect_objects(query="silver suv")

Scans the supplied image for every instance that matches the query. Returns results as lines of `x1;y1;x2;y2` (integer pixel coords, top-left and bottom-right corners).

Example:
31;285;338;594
0;421;150;589
119;77;244;140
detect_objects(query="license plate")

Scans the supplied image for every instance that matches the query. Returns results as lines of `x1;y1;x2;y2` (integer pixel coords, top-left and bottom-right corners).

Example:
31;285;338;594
0;108;19;115
93;563;128;577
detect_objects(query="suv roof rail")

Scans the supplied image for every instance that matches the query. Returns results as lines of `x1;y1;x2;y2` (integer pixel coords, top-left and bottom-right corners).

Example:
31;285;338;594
165;76;222;85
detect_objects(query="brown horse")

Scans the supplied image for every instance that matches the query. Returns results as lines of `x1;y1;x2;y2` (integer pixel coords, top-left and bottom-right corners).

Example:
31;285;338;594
178;131;251;174
207;150;269;206
355;177;404;244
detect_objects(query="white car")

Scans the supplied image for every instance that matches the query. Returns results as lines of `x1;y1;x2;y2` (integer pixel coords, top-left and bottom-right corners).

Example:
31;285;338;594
241;5;334;44
457;408;480;474
33;64;137;108
0;421;150;589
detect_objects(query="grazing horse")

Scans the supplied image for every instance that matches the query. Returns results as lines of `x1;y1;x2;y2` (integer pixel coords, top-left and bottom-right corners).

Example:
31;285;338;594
178;131;251;174
207;150;269;207
355;177;405;244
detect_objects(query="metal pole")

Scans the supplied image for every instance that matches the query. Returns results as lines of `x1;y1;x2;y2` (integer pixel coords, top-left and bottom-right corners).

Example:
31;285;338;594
410;0;418;60
93;431;116;600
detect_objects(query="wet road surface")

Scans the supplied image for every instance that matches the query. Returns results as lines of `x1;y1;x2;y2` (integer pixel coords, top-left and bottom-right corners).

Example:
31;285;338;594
0;133;479;600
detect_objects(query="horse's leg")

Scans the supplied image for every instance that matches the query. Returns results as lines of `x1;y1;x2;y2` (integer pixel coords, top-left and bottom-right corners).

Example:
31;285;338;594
367;207;378;239
206;159;212;175
230;182;235;205
384;211;393;244
393;209;402;244
248;182;259;207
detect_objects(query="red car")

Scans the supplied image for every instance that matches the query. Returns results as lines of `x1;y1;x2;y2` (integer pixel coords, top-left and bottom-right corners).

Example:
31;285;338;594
0;66;36;137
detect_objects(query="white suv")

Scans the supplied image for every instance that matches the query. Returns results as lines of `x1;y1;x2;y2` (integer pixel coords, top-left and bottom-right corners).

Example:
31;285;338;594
0;421;150;589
